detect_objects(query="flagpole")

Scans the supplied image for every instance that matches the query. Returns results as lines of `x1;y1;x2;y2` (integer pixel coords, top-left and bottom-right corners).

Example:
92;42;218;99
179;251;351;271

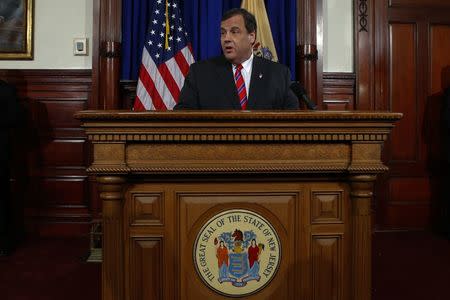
165;0;170;49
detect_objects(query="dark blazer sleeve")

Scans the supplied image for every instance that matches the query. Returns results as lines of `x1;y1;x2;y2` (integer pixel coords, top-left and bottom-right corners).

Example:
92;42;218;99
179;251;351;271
0;81;18;128
444;87;450;130
282;67;299;110
174;63;200;110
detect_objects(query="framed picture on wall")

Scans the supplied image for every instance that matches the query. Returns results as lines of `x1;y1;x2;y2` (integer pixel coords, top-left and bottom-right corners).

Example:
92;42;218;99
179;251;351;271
0;0;33;60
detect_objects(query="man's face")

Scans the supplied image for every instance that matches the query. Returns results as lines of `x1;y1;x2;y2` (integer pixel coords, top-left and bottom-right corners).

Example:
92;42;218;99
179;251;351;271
220;14;255;65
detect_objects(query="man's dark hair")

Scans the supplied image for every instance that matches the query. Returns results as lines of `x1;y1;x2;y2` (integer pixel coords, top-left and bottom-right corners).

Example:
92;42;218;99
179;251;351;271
221;8;257;35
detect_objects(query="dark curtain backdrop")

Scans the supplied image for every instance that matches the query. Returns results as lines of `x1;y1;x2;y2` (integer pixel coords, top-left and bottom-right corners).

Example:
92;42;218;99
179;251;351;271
121;0;297;80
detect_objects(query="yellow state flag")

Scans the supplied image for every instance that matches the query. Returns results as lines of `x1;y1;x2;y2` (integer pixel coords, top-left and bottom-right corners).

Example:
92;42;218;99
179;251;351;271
241;0;278;62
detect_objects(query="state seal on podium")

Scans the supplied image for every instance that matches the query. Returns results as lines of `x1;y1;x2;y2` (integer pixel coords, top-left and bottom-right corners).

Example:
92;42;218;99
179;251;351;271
193;209;281;297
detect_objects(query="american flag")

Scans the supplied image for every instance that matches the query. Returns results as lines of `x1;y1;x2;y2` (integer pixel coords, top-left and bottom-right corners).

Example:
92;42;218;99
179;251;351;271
134;0;195;110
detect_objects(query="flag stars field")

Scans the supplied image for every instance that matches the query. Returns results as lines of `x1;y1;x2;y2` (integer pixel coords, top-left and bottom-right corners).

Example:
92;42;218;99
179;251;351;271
134;0;195;111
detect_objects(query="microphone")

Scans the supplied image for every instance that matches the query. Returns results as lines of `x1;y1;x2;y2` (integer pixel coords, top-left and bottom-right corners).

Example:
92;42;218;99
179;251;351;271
290;82;317;110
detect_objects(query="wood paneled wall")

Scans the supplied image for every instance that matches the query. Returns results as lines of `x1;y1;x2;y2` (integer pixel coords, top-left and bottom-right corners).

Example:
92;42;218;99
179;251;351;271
373;0;450;229
323;73;356;110
0;70;95;236
4;0;449;237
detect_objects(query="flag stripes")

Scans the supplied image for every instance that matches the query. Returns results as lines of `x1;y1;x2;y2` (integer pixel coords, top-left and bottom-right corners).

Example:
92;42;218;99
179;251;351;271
134;0;194;111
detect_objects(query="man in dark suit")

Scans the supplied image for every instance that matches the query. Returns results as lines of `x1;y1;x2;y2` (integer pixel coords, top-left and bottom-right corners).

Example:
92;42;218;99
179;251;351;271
175;8;299;110
0;80;17;256
443;86;450;239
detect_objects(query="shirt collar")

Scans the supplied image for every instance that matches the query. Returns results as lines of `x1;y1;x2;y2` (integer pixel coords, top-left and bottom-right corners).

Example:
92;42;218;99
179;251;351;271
233;53;254;73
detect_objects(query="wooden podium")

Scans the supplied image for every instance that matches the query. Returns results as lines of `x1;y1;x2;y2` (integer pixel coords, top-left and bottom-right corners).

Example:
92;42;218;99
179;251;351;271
75;111;401;300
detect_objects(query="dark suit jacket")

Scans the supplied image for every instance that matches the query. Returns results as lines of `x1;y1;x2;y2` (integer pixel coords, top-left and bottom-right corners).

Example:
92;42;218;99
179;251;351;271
174;56;299;110
0;80;18;129
0;80;17;252
444;87;450;162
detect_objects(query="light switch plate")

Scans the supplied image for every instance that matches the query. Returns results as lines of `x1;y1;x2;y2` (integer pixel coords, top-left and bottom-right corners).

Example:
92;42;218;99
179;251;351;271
73;38;88;56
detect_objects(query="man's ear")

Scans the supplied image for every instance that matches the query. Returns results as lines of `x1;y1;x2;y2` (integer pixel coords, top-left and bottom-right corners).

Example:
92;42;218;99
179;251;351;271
249;31;256;44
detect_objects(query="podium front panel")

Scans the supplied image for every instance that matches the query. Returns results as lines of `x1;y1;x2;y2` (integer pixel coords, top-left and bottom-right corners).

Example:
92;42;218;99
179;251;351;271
124;181;349;299
75;111;402;300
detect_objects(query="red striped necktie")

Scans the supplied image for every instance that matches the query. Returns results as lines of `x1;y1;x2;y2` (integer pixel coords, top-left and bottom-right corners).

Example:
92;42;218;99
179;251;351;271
234;64;248;110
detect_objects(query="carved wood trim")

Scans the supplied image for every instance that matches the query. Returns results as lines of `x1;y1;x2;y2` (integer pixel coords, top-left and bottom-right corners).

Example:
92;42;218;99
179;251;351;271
87;132;390;142
311;235;343;299
389;0;450;8
323;72;356;110
354;0;376;110
93;0;122;111
311;191;344;224
0;69;92;84
90;0;100;110
98;175;126;300
128;238;164;299
323;72;356;87
358;0;369;32
99;41;121;110
88;167;131;173
77;111;401;178
349;175;376;299
298;0;320;106
133;165;383;174
75;111;402;121
90;164;349;174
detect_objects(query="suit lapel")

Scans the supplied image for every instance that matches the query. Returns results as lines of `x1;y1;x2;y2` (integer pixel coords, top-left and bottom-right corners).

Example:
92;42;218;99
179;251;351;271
247;57;265;109
215;57;241;109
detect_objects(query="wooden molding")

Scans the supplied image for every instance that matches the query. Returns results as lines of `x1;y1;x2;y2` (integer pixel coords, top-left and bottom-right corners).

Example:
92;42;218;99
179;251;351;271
0;69;94;237
298;0;320;106
389;0;450;8
94;0;123;110
98;175;126;300
75;110;402;121
0;69;91;84
354;0;376;110
358;0;369;32
75;111;401;177
323;72;356;110
349;175;376;299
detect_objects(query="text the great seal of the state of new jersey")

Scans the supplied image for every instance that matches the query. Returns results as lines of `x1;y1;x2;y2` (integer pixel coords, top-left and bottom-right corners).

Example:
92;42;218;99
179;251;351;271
193;209;281;297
